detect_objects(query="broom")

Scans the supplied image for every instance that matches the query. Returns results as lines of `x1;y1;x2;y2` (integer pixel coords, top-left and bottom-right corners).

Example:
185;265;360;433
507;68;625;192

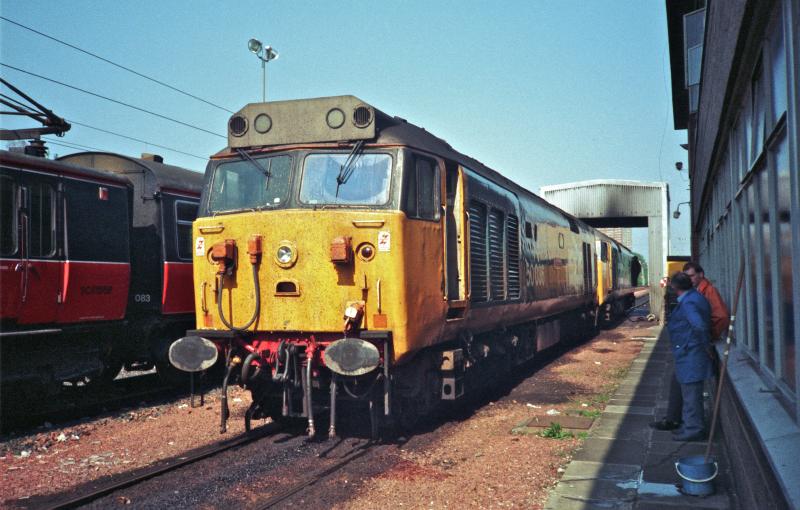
704;261;746;461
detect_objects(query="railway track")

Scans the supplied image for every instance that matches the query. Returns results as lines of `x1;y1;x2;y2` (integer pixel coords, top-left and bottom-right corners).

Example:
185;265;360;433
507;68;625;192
255;439;376;509
35;424;374;510
38;423;283;510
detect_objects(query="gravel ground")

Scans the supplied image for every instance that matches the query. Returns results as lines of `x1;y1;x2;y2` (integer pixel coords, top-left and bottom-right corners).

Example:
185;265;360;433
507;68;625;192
0;319;651;509
1;384;257;506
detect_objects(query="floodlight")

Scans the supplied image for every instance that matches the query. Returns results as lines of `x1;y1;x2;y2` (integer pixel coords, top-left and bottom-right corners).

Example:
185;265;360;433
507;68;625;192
248;38;263;54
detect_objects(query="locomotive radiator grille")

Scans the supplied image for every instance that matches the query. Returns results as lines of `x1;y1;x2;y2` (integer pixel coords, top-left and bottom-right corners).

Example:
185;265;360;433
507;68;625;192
469;201;488;302
488;207;506;300
507;214;520;299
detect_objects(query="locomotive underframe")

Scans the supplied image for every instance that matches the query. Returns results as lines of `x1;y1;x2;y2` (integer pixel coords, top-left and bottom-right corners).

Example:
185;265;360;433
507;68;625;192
196;304;598;438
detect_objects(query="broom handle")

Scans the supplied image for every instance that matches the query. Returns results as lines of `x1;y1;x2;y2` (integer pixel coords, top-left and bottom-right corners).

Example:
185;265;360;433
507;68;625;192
705;261;746;461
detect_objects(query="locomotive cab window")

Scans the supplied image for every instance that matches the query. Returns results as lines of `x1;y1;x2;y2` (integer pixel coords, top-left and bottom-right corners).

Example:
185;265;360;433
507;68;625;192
300;152;392;206
208;154;292;213
0;176;17;256
403;155;440;220
175;200;198;260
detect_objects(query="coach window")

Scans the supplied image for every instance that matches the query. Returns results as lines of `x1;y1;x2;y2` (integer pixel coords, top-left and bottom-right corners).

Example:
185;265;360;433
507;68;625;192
0;176;17;256
175;200;198;260
29;182;55;258
404;155;440;221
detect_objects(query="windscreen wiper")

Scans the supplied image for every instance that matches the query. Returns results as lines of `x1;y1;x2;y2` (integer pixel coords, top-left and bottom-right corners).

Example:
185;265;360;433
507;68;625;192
335;140;365;198
237;148;272;190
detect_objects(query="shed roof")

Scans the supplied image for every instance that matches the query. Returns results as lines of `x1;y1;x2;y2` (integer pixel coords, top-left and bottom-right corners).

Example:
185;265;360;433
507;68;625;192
57;152;204;195
0;149;130;187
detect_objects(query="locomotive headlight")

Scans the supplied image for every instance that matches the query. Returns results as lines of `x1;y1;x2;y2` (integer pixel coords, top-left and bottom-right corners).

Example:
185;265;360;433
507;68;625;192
275;241;297;268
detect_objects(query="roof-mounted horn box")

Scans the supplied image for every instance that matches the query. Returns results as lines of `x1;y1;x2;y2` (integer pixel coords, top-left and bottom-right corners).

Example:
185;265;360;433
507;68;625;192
227;95;377;149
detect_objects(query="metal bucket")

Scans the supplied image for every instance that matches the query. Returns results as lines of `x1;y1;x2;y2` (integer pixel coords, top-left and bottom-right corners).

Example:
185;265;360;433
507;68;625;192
675;455;718;497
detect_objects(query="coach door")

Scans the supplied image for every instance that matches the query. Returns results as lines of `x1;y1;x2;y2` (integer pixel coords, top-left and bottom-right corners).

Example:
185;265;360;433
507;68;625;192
16;173;61;325
443;163;466;315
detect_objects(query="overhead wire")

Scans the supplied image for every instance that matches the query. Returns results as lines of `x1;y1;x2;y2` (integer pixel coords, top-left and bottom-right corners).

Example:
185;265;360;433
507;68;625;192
0;62;226;139
0;16;234;114
42;137;106;153
67;120;208;160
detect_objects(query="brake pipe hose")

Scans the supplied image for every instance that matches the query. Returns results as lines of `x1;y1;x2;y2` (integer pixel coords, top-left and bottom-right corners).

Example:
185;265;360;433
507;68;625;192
217;263;261;332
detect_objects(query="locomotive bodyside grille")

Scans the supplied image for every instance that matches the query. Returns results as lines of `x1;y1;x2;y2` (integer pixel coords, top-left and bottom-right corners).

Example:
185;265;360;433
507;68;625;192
469;201;488;302
488;207;505;300
507;214;520;299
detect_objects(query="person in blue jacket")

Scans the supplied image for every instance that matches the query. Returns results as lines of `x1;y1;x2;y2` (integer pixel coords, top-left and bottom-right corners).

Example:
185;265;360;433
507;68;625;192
666;271;713;441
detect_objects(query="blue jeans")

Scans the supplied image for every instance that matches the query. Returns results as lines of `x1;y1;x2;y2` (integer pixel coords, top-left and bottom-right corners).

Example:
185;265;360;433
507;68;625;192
678;380;705;436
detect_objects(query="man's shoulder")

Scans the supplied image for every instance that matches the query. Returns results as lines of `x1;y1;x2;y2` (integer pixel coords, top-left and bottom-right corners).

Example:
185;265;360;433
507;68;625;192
699;279;722;297
687;289;711;308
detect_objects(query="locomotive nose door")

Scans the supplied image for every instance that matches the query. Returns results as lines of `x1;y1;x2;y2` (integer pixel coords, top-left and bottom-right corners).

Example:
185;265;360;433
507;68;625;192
443;163;467;315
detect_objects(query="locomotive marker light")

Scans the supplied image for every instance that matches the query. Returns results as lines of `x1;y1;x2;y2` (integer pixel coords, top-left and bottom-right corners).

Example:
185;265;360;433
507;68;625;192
275;240;297;268
247;38;278;103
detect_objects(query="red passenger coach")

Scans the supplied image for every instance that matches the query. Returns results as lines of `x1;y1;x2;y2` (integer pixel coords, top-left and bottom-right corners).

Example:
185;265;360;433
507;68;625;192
0;149;203;394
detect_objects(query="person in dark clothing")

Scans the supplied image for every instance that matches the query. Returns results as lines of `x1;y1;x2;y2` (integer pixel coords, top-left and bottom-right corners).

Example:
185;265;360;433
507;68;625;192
631;256;642;287
652;262;729;433
651;272;713;441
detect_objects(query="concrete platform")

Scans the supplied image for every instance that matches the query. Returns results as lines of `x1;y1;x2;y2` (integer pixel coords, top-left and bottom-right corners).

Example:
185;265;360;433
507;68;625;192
544;326;734;510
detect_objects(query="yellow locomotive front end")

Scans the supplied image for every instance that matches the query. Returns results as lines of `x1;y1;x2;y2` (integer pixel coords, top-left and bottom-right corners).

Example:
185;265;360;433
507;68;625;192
169;96;451;436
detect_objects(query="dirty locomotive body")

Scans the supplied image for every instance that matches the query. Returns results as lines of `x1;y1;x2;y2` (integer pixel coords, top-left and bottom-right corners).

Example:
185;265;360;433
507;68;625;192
170;96;639;436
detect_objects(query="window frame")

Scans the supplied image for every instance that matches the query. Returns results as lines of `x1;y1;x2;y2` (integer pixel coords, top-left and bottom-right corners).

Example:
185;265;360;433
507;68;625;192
403;153;441;222
0;175;18;257
174;199;198;261
27;181;57;259
298;151;394;208
207;153;295;214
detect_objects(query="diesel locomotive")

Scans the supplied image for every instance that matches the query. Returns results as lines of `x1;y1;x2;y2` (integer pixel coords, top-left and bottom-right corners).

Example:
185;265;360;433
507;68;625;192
168;96;640;436
0;149;202;397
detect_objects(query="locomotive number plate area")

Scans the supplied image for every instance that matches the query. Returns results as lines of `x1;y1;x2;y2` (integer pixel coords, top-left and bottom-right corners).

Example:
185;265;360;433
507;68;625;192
195;237;205;257
377;231;390;252
323;338;380;376
168;336;219;372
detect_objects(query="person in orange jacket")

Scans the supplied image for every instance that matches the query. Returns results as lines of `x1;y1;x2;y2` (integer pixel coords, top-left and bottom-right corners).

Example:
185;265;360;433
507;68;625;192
651;262;731;434
682;262;730;340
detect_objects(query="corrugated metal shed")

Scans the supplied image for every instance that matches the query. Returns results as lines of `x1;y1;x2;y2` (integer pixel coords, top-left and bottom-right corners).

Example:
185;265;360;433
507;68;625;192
540;180;670;321
540;180;668;220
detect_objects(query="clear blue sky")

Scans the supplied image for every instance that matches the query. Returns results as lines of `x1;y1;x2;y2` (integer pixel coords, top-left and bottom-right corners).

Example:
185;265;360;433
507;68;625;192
0;0;691;255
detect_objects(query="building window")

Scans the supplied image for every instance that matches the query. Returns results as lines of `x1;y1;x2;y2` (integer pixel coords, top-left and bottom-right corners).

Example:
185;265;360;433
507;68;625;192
746;181;760;355
772;132;794;389
758;164;775;371
768;3;787;125
0;176;17;256
683;8;706;113
175;200;198;261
